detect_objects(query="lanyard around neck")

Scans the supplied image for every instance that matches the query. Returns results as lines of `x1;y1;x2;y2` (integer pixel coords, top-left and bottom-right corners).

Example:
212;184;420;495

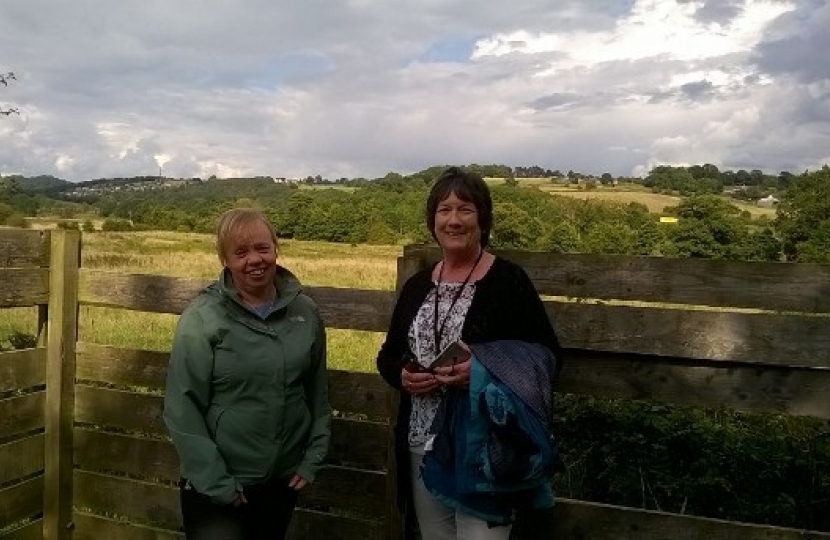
433;249;484;355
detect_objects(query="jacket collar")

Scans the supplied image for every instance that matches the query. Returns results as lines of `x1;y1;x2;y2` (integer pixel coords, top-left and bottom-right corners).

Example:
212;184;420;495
212;265;303;313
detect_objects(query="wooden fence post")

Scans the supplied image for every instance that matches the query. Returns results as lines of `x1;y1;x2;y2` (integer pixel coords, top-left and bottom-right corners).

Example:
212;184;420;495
385;254;427;540
43;230;81;540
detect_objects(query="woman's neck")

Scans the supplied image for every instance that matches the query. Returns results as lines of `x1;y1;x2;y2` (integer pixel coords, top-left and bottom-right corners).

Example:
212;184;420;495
440;247;484;281
239;285;277;307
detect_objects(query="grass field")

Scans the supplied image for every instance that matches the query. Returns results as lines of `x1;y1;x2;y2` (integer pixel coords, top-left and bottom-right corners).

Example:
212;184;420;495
0;232;400;372
486;177;777;218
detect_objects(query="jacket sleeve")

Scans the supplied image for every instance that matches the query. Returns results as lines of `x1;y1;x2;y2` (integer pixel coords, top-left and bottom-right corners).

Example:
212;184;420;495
376;274;423;390
296;310;331;483
513;265;564;372
163;306;241;504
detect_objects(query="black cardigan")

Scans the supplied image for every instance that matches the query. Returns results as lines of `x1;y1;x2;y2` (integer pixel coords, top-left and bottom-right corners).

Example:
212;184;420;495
376;255;562;511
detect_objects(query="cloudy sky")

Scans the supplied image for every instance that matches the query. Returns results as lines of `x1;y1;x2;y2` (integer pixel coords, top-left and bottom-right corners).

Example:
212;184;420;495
1;0;828;182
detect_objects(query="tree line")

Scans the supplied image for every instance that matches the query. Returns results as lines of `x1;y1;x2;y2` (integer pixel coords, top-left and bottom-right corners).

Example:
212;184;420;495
1;165;828;263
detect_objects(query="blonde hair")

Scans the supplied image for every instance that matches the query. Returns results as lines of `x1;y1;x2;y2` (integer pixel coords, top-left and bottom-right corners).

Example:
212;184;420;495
215;208;279;264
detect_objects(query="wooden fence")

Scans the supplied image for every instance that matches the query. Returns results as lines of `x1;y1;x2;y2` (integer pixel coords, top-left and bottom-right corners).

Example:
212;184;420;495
1;229;829;539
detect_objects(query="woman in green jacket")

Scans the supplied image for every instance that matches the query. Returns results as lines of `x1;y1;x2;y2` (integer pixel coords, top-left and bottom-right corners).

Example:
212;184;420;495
163;208;330;540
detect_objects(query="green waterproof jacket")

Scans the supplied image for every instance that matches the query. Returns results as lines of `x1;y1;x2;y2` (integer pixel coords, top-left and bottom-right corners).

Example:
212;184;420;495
163;266;330;504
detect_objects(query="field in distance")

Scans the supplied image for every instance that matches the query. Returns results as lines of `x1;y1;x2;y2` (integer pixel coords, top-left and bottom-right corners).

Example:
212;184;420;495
0;231;400;371
486;177;776;218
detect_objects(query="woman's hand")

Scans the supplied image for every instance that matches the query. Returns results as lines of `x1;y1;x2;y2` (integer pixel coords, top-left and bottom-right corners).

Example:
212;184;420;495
289;474;309;491
432;357;471;387
401;363;440;395
432;340;472;387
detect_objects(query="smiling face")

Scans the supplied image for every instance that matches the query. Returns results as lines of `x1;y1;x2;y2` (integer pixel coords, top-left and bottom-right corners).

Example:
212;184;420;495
221;219;278;303
434;191;482;256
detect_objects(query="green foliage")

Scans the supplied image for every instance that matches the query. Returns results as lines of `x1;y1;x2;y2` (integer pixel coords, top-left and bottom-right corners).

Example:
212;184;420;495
4;213;28;228
554;395;830;531
776;167;830;261
0;202;13;224
0;330;38;352
82;220;96;232
57;220;79;230
101;219;134;231
796;221;830;263
8;330;37;349
9;163;829;262
666;196;750;259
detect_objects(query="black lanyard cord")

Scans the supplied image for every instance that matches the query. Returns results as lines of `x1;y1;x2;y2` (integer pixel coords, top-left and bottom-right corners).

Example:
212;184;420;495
433;249;484;356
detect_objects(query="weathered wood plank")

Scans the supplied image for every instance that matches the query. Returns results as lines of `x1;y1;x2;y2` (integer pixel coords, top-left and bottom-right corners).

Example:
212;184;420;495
73;468;385;531
76;343;169;390
73;513;182;540
44;230;80;540
327;369;391;420
300;466;386;518
328;419;388;469
0;229;50;268
305;286;394;332
0;519;42;540
73;471;181;530
0;392;44;439
78;271;206;315
78;270;394;330
538;497;830;540
403;246;830;313
74;397;387;470
0;476;43;527
74;429;179;483
0;268;50;308
75;386;167;436
558;350;830;419
0;434;44;485
549;301;830;368
76;343;391;419
72;508;381;540
0;348;45;393
289;509;383;540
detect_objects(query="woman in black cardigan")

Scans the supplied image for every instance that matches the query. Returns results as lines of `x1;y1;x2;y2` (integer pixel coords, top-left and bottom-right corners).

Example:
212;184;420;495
376;167;561;539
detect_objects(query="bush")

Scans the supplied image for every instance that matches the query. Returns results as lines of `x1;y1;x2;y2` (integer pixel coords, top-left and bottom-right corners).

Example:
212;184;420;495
101;219;134;232
7;331;37;350
57;220;79;230
553;394;830;531
4;213;29;228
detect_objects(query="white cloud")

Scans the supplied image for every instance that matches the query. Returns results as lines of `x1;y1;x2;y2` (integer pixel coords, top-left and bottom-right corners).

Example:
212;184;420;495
0;0;827;182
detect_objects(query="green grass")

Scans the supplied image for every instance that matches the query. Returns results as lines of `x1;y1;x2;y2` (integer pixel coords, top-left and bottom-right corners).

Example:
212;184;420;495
0;233;396;371
485;177;777;218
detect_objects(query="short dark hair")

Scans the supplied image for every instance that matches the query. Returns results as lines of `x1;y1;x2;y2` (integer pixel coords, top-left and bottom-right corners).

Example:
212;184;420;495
426;166;493;247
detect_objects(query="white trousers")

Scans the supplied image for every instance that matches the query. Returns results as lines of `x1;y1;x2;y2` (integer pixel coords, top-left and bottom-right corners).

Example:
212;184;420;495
410;451;512;540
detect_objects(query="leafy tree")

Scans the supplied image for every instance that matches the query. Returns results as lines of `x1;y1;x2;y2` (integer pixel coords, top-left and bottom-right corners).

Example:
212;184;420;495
775;167;830;261
795;221;830;263
101;219;133;231
543;220;581;253
667;196;749;259
491;202;539;249
583;221;637;254
0;202;13;224
743;227;782;262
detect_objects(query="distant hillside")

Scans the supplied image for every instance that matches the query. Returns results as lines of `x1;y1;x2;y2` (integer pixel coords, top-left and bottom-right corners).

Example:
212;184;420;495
16;175;71;192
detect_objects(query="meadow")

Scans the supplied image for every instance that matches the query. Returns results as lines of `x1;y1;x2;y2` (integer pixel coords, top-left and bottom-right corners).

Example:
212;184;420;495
487;177;777;217
0;231;400;371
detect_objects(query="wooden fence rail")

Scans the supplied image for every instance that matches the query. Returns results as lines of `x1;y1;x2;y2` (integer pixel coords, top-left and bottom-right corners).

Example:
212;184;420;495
1;230;829;539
